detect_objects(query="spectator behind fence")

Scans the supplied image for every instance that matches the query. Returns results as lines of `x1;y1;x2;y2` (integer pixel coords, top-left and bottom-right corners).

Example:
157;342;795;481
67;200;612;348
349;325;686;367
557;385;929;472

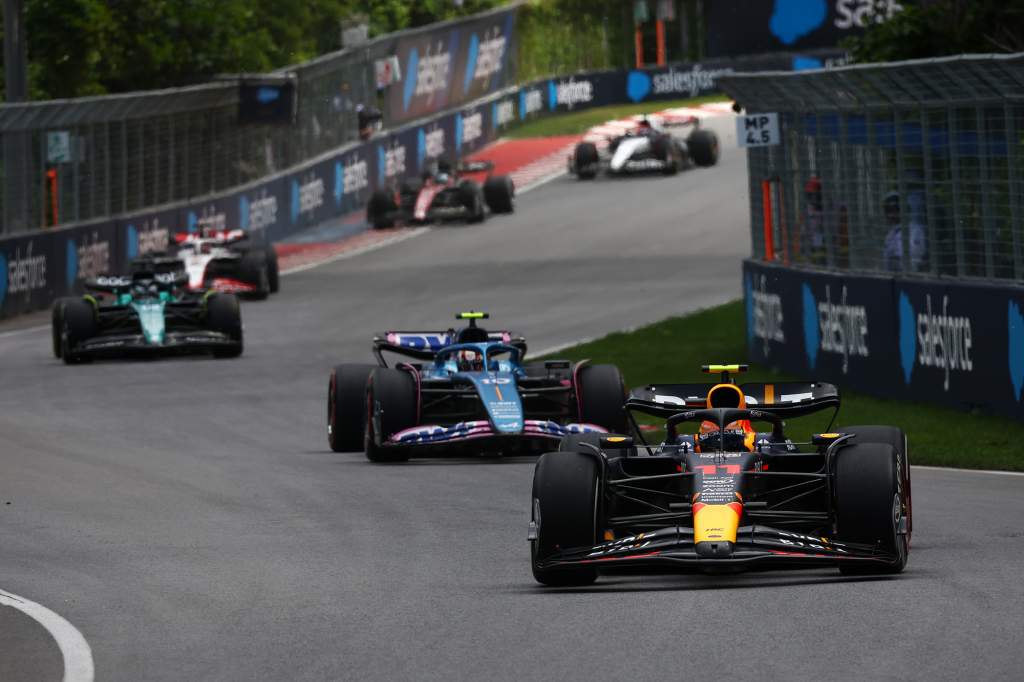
882;191;926;272
357;104;383;141
796;176;826;265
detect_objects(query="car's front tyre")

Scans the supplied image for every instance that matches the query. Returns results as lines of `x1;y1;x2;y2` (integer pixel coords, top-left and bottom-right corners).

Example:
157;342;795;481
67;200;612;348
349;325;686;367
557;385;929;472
531;451;601;586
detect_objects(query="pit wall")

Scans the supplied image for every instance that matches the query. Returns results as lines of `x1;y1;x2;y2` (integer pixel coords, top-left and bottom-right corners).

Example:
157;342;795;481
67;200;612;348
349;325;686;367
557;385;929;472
744;259;1024;419
0;51;832;319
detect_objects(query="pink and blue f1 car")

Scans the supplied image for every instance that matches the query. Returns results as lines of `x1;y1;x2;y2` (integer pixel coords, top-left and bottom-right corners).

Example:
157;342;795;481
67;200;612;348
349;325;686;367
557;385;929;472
326;312;628;462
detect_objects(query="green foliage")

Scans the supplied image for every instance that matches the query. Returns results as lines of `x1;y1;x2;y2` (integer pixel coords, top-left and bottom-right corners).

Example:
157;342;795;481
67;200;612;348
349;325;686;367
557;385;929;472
844;0;1024;63
3;0;507;100
516;0;633;81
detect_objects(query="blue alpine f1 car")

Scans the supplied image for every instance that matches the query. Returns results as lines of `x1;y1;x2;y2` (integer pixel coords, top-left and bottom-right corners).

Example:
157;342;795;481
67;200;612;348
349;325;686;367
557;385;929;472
327;312;628;461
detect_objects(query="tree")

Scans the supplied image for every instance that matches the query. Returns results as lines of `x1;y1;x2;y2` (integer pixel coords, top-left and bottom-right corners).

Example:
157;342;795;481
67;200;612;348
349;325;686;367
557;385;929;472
844;0;1024;63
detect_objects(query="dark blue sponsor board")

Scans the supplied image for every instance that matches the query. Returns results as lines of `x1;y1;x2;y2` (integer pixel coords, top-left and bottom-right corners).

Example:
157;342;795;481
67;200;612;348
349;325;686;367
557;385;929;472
388;7;517;124
744;260;1024;419
705;0;898;60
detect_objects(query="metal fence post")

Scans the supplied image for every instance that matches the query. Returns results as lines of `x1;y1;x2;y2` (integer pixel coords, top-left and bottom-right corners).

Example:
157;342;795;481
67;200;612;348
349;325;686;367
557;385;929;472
947;107;965;277
1008;103;1023;280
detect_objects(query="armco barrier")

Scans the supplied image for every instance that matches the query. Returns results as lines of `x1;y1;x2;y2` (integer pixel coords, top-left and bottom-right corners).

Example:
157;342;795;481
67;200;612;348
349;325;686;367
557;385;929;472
744;259;1024;419
1;52;839;320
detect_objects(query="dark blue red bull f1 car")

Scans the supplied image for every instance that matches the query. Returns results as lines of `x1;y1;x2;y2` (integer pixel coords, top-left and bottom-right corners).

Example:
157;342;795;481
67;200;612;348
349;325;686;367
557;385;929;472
327;312;627;461
529;364;912;585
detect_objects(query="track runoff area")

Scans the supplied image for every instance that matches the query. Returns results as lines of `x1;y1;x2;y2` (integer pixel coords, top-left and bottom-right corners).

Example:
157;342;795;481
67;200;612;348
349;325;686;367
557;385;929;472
2;103;1022;681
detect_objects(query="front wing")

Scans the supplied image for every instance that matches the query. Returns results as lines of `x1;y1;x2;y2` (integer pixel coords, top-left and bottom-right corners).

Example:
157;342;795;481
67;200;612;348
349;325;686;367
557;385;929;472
385;420;607;447
535;525;901;573
73;330;239;357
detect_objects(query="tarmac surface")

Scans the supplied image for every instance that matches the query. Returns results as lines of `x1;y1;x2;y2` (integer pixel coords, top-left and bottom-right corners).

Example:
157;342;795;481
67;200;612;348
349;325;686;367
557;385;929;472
2;115;1022;680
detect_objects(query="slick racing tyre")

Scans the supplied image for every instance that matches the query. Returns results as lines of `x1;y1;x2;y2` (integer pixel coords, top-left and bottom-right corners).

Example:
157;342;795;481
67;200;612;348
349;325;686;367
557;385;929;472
458;181;486;223
206;293;244;358
483;175;515;214
687;129;720;167
531;451;601;586
650;135;681;175
51;297;72;358
61;298;97;364
364;368;417;463
240;251;271;300
367;190;397;229
834;442;908;575
573;142;599;180
840;425;912;539
328;364;377;453
267;246;280;294
576;364;628;433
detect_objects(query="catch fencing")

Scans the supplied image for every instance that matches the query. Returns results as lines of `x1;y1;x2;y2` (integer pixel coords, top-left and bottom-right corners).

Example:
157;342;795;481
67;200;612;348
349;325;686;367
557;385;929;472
720;54;1024;281
0;5;519;237
720;55;1024;419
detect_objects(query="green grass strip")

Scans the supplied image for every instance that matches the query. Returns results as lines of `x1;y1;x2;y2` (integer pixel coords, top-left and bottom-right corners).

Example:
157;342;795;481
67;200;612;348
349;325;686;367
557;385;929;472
541;300;1024;471
503;95;728;139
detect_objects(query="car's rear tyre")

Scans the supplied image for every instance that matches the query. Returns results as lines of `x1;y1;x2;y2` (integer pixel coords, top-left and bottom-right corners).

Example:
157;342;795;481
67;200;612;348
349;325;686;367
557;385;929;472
841;425;912;539
688;129;719;167
61;298;97;364
573;142;599;180
576;364;628;433
834;442;908;575
458;181;486;223
483;175;515;213
365;368;417;463
267;246;280;293
51;298;72;358
367;190;397;229
206;293;243;358
328;364;377;452
531;451;601;586
240;251;270;300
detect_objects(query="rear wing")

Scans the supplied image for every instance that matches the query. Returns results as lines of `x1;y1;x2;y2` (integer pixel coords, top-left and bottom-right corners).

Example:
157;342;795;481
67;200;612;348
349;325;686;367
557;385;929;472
372;330;527;363
85;270;187;295
626;381;839;419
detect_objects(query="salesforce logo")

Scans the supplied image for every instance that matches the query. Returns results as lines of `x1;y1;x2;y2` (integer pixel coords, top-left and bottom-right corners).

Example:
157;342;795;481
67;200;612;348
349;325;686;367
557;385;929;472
801;283;869;373
769;0;827;45
898;291;973;391
1009;300;1024;402
66;239;78;286
748;273;785;357
627;71;652;103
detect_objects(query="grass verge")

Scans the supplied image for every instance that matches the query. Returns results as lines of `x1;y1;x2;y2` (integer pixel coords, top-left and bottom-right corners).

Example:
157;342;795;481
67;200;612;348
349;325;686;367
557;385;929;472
541;300;1024;471
503;95;728;139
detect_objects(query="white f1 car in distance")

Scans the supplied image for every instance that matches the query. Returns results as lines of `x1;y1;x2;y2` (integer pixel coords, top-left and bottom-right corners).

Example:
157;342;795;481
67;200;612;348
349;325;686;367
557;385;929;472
569;113;719;179
132;228;280;300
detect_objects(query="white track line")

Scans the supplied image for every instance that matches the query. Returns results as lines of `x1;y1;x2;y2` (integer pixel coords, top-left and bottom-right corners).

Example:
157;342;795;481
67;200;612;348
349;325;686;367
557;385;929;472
0;588;94;682
0;323;49;339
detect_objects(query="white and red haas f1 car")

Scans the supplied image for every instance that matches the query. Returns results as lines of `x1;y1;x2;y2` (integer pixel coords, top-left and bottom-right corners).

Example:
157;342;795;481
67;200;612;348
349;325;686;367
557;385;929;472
132;229;280;299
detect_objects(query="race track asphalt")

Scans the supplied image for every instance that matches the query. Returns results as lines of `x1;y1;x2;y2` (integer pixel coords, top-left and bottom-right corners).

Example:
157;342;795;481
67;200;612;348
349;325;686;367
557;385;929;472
2;116;1022;680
